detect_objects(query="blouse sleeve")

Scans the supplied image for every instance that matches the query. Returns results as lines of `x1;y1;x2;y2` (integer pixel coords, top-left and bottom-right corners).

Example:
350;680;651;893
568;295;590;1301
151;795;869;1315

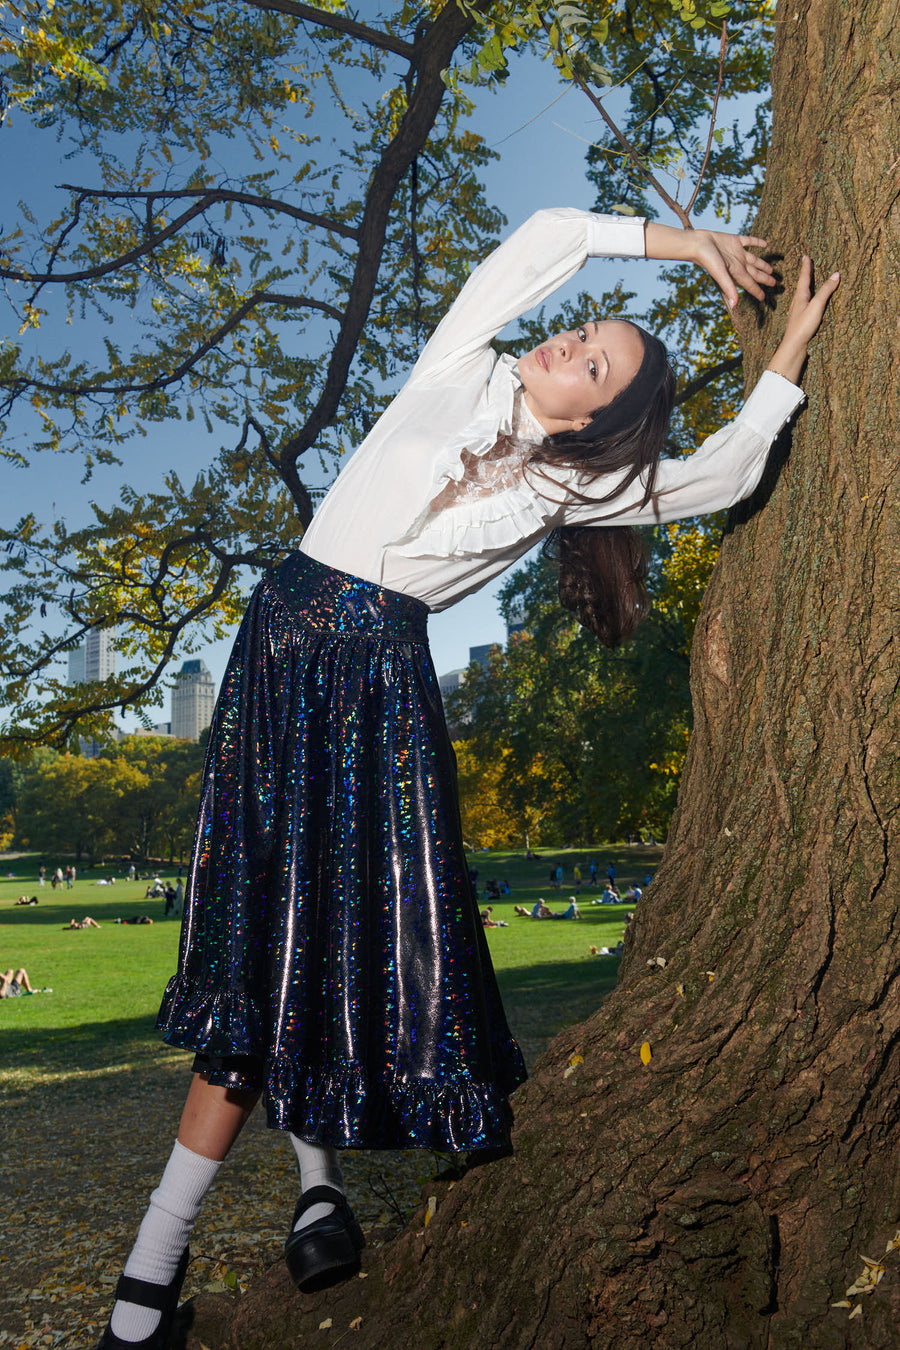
556;371;806;527
406;207;646;385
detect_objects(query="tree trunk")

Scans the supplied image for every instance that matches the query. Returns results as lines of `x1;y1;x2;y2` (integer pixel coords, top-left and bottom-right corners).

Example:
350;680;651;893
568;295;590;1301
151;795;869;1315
185;3;900;1345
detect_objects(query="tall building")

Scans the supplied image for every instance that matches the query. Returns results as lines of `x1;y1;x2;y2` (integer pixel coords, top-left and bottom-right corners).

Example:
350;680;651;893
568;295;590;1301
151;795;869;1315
171;659;216;741
84;628;116;682
469;643;498;671
506;597;528;640
438;669;466;698
67;645;85;684
68;627;116;684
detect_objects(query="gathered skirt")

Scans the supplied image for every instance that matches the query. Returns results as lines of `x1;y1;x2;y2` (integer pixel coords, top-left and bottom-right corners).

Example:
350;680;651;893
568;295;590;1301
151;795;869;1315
157;551;526;1151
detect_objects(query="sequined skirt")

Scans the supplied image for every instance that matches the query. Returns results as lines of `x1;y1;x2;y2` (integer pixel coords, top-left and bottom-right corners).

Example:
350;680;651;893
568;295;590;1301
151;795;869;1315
157;551;526;1151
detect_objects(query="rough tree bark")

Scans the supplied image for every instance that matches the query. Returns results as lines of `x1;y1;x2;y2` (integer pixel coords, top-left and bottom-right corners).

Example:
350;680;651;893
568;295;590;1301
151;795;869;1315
185;2;900;1345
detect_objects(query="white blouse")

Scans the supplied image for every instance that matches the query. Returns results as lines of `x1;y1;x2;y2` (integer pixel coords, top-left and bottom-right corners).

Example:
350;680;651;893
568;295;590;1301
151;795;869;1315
300;208;804;611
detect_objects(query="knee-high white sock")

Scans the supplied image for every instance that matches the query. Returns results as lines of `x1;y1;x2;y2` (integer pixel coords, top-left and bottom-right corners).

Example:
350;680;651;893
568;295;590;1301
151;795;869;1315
289;1135;344;1231
109;1141;221;1343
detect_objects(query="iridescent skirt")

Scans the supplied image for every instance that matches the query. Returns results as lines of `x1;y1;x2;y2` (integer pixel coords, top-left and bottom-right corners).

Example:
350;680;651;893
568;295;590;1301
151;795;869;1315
157;551;526;1151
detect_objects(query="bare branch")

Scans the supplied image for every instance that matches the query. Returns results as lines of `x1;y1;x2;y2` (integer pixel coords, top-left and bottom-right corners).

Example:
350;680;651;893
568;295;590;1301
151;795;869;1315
545;16;691;226
242;0;416;60
675;352;742;406
686;23;728;217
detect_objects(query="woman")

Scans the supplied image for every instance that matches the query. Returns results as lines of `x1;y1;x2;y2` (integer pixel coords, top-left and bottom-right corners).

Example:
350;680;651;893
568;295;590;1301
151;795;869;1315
99;208;838;1348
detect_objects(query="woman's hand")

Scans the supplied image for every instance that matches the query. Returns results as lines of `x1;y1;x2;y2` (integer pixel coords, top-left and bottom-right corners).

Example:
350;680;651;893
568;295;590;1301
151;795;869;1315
644;221;777;309
766;255;840;384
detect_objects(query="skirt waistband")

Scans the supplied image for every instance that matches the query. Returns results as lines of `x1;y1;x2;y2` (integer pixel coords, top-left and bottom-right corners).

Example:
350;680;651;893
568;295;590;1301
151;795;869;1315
267;551;429;642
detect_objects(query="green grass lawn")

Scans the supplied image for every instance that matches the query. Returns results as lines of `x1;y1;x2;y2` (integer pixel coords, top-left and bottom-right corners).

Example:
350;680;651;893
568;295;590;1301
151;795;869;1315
0;844;661;1082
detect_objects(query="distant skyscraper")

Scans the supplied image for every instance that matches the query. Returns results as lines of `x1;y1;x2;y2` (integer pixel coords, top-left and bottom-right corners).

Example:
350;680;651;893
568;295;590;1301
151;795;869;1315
469;643;498;671
84;628;116;682
506;597;527;640
68;628;115;684
438;669;466;698
171;659;216;741
68;645;85;684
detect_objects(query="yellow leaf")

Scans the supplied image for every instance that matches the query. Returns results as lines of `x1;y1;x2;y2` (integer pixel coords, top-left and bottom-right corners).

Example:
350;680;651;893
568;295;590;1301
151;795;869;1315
640;1042;652;1065
350;1316;363;1331
563;1053;584;1079
831;1300;851;1308
676;983;685;997
424;1196;437;1227
849;1305;863;1319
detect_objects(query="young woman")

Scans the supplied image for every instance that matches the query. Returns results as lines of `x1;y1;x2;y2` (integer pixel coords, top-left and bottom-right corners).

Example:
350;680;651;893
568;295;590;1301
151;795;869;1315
98;208;838;1348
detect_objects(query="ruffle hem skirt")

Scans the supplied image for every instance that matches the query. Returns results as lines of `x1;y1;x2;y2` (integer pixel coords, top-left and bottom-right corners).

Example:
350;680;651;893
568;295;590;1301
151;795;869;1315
157;552;527;1151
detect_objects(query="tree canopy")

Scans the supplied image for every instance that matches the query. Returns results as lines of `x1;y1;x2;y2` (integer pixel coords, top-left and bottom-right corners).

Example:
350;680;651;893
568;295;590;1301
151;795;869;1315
1;0;774;755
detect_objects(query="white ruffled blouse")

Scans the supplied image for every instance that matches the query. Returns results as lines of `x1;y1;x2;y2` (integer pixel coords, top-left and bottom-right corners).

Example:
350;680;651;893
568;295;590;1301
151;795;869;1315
300;208;804;611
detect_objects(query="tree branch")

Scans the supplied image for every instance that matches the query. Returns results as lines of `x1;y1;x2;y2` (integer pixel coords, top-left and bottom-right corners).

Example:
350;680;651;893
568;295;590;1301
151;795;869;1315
58;184;360;240
276;0;480;520
4;291;342;403
242;0;416;60
686;23;728;217
2;189;358;295
674;352;742;407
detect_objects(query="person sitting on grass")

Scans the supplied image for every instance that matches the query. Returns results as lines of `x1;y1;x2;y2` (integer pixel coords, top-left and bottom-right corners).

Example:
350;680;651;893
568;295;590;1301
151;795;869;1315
64;916;101;929
552;897;580;920
1;966;34;997
593;884;619;905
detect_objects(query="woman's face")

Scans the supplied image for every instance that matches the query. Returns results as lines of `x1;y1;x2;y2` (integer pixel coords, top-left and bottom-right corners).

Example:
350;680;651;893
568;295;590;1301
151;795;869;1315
519;319;645;435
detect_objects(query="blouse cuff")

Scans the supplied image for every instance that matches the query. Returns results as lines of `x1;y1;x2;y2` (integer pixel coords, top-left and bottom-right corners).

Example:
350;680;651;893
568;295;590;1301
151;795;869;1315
586;212;647;259
739;370;806;440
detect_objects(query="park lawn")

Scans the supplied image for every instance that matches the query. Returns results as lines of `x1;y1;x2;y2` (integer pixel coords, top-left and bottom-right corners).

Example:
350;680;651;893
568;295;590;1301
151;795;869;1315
0;862;185;1080
0;844;661;1084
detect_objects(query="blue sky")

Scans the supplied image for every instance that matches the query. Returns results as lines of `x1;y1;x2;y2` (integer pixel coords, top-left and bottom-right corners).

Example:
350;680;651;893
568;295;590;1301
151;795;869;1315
3;35;705;725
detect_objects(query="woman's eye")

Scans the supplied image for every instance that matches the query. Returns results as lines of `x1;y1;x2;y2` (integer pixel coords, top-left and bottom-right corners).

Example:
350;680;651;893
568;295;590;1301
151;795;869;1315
588;360;597;380
577;328;586;341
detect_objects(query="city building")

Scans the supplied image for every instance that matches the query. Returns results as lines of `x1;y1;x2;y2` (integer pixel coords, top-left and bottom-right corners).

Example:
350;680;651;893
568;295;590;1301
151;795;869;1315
505;597;528;640
132;721;173;738
67;645;85;684
469;643;498;671
171;659;216;741
84;627;116;682
438;669;466;699
68;627;116;684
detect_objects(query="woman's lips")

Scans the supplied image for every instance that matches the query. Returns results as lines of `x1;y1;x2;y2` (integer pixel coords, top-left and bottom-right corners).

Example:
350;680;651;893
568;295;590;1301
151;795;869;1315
536;347;549;371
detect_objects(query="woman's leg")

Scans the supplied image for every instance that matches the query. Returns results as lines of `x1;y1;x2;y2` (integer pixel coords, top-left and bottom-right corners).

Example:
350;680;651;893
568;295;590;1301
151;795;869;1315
108;1074;260;1344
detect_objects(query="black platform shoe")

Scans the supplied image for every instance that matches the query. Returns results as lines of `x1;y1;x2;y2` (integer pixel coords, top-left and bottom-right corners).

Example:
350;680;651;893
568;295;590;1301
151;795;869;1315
284;1186;365;1292
96;1247;190;1350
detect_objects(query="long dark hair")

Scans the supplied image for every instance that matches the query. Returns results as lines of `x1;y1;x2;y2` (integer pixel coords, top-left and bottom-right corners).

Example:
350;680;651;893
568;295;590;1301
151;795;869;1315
528;325;675;647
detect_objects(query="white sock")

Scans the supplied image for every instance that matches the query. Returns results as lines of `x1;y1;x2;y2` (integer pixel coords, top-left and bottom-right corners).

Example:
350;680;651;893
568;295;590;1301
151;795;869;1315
110;1141;221;1343
289;1135;344;1230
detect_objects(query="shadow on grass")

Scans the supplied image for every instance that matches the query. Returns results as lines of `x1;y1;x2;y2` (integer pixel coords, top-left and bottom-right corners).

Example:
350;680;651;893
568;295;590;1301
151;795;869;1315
497;954;620;1062
0;1010;182;1081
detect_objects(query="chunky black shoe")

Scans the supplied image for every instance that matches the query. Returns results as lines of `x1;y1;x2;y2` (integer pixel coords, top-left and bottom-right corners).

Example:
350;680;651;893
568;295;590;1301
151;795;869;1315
284;1186;365;1292
96;1248;190;1349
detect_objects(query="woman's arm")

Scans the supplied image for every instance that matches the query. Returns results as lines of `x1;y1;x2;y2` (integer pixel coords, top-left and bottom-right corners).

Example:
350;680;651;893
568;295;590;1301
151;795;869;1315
558;258;840;528
644;222;777;310
408;208;645;383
